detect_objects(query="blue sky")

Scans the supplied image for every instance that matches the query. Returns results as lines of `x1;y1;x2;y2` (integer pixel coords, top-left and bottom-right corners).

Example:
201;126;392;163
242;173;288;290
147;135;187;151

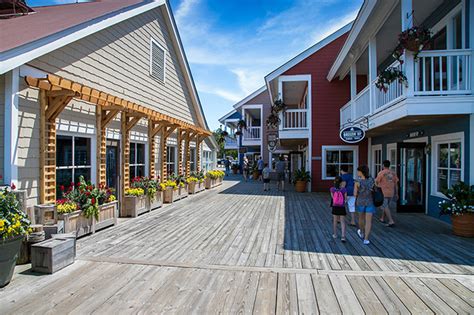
29;0;363;130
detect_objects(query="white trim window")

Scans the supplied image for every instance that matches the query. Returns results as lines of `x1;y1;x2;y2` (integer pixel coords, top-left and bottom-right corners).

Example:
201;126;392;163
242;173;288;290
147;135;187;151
149;38;166;83
387;143;397;172
56;135;92;194
202;150;213;172
322;146;358;180
166;146;177;176
371;144;382;177
130;142;146;179
432;132;464;196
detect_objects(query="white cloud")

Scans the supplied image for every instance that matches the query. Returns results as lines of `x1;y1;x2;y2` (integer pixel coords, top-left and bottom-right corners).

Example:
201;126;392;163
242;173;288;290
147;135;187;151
309;9;358;45
175;0;200;23
231;68;267;96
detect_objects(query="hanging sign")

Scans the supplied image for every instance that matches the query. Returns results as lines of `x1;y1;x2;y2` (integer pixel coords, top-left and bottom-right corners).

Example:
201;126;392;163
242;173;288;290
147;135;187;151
267;132;278;152
340;126;365;144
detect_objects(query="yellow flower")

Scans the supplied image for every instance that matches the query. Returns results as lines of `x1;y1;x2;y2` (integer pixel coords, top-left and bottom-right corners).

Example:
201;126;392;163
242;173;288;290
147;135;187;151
0;220;4;228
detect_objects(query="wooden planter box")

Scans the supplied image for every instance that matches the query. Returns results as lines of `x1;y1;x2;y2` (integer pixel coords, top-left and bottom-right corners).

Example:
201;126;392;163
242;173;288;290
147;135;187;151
163;185;188;203
93;201;118;232
147;191;163;211
59;210;93;238
121;195;147;217
205;177;223;189
452;213;474;238
188;181;205;194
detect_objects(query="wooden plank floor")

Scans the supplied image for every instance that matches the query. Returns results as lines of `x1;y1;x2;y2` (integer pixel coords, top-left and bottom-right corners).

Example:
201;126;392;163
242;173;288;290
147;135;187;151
1;177;473;314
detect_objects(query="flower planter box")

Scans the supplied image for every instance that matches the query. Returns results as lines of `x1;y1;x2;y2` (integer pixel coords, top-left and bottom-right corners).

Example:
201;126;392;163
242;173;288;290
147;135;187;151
188;181;205;194
178;184;188;199
92;201;118;232
121;195;147;218
205;177;223;189
452;213;474;238
147;191;163;211
163;185;188;203
0;236;24;287
59;210;93;238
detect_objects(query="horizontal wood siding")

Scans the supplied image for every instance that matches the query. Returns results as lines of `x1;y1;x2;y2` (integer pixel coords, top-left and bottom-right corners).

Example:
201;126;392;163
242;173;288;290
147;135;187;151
283;34;369;191
28;6;199;125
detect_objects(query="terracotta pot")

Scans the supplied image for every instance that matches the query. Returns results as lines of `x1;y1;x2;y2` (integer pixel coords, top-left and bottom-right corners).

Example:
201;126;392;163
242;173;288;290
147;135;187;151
452;213;474;238
0;236;24;287
252;171;259;180
232;168;238;174
295;181;307;193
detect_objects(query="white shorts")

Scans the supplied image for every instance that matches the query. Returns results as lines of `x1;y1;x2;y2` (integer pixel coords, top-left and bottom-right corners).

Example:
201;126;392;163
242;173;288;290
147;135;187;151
346;196;356;213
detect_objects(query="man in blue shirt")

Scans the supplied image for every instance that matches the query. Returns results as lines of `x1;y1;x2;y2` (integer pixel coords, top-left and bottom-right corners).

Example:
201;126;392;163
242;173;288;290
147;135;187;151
340;165;356;226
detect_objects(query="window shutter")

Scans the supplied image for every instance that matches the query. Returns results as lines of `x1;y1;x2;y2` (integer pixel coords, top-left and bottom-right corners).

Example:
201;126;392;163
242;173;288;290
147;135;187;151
151;41;165;82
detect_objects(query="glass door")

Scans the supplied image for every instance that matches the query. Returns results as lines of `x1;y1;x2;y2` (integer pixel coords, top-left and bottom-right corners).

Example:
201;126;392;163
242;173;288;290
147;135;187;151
106;140;120;201
397;143;426;213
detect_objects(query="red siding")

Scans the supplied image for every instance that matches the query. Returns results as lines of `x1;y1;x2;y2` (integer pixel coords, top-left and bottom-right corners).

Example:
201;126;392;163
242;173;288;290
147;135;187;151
283;34;367;191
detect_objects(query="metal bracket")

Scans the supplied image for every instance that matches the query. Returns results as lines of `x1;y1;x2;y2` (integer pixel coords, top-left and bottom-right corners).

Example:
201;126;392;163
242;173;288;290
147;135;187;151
341;116;369;130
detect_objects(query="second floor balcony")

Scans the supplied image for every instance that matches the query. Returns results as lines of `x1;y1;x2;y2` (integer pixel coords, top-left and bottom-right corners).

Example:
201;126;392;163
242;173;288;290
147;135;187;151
340;49;473;129
242;126;261;146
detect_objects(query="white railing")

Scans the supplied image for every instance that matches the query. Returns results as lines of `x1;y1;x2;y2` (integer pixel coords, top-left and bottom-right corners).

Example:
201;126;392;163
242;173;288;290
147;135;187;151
375;62;404;110
282;109;308;129
354;85;370;120
243;127;261;140
340;103;352;125
224;136;238;148
415;49;472;95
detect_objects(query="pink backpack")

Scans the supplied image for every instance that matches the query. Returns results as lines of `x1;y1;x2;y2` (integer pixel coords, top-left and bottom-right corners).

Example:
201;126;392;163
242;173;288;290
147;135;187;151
332;189;344;207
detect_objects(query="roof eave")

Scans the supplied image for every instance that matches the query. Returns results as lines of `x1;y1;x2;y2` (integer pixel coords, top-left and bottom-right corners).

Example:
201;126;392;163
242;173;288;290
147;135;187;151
232;86;267;110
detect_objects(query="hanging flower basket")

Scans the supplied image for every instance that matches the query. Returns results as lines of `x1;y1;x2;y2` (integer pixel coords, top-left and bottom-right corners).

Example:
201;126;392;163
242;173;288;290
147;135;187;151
237;119;247;130
273;99;286;113
235;130;242;136
266;112;281;129
393;26;431;62
375;67;408;93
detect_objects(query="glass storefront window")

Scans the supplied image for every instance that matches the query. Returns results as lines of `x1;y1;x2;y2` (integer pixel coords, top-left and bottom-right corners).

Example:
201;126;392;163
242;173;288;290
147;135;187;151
167;146;176;176
435;141;462;193
130;142;145;179
323;148;356;179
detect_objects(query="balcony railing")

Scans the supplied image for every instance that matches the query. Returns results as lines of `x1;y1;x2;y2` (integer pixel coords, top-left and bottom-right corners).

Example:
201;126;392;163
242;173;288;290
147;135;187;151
243;127;261;140
415;49;472;95
282;109;308;129
340;49;473;126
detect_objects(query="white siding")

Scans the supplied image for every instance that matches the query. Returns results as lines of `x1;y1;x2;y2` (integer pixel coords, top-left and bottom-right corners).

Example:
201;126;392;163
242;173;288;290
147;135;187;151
0;74;4;183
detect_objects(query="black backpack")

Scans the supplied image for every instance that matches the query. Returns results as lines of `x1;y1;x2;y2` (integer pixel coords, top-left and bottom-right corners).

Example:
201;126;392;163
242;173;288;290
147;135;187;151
372;181;384;207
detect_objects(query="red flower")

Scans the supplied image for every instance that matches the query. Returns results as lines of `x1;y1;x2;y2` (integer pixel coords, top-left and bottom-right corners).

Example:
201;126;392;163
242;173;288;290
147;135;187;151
60;185;65;191
85;191;91;196
11;183;16;190
76;182;81;187
91;197;96;205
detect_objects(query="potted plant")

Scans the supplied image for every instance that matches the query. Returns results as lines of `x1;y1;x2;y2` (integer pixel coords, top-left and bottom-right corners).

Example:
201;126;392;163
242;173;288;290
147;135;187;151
439;182;474;237
187;171;206;194
375;67;408;93
231;163;240;174
142;177;163;211
393;26;431;62
0;185;31;287
293;169;311;193
272;98;286;113
162;179;178;203
122;181;146;217
252;164;260;180
237;119;247;130
170;174;188;200
266;111;280;129
205;170;225;189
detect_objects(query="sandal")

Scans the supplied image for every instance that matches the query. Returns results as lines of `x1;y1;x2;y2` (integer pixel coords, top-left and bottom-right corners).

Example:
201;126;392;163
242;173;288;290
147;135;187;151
341;237;346;243
378;218;386;223
386;223;395;228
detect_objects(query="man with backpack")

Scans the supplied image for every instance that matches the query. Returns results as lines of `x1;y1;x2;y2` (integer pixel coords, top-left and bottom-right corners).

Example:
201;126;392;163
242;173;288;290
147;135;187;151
376;160;398;227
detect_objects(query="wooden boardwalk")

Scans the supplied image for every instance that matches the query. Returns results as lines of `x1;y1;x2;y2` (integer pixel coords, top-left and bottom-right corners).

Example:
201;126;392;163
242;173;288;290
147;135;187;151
1;177;473;314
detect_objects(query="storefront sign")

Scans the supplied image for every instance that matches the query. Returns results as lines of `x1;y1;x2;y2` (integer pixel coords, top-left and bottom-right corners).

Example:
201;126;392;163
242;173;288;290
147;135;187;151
339;126;365;143
407;130;424;138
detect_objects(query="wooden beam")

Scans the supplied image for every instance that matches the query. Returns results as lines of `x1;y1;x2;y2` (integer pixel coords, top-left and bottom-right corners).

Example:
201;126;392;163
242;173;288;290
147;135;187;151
126;116;141;132
163;124;179;139
121;112;131;205
96;105;106;187
46;95;73;121
101;108;120;128
148;118;157;179
46;90;79;98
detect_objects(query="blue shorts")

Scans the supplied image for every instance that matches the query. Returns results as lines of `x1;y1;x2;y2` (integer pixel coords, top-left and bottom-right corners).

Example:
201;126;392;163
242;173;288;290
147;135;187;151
357;205;376;213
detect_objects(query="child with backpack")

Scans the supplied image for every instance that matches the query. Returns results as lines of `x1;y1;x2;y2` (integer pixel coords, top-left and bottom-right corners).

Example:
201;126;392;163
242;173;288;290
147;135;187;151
330;176;347;242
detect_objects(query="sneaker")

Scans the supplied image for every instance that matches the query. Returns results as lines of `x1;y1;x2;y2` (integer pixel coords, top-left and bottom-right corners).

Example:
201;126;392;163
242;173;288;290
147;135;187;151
363;240;370;245
357;229;364;239
341;237;346;243
332;234;337;239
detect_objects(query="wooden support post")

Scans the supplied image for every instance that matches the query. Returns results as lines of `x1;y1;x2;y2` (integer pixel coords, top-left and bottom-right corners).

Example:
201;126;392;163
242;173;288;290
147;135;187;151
96;105;106;187
148;119;156;179
177;129;183;176
196;134;203;172
160;127;168;181
184;131;191;177
121;112;130;197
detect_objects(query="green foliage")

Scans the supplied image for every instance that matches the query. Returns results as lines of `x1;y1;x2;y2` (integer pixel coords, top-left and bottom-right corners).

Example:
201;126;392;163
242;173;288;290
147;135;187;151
375;67;408;92
0;186;31;240
439;182;474;216
293;169;311;183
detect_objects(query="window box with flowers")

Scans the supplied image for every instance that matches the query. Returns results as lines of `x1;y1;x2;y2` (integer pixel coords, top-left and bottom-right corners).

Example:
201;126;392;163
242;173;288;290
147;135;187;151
142;177;163;211
171;174;189;200
439;182;474;238
122;187;146;218
1;185;32;287
57;177;117;236
205;170;225;189
187;171;206;194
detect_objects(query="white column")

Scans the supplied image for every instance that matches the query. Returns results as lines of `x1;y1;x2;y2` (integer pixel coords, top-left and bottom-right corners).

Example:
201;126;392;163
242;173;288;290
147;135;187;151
368;38;377;113
4;67;20;186
350;63;357;121
470;0;474;92
470;114;474;185
401;0;414;97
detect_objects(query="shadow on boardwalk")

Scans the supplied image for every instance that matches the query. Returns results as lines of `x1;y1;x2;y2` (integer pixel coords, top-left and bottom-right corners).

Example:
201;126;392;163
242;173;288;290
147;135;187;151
220;176;474;272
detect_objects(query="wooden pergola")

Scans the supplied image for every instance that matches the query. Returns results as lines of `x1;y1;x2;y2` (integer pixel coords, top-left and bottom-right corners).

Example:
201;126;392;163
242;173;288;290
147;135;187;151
25;74;211;205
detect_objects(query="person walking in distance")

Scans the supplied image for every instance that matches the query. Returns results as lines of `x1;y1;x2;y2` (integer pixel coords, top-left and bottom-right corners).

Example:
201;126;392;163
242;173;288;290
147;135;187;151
354;165;376;245
224;157;231;177
340;165;356;226
242;156;249;182
376;160;398;227
275;156;286;191
257;156;264;181
330;176;347;242
262;163;271;191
